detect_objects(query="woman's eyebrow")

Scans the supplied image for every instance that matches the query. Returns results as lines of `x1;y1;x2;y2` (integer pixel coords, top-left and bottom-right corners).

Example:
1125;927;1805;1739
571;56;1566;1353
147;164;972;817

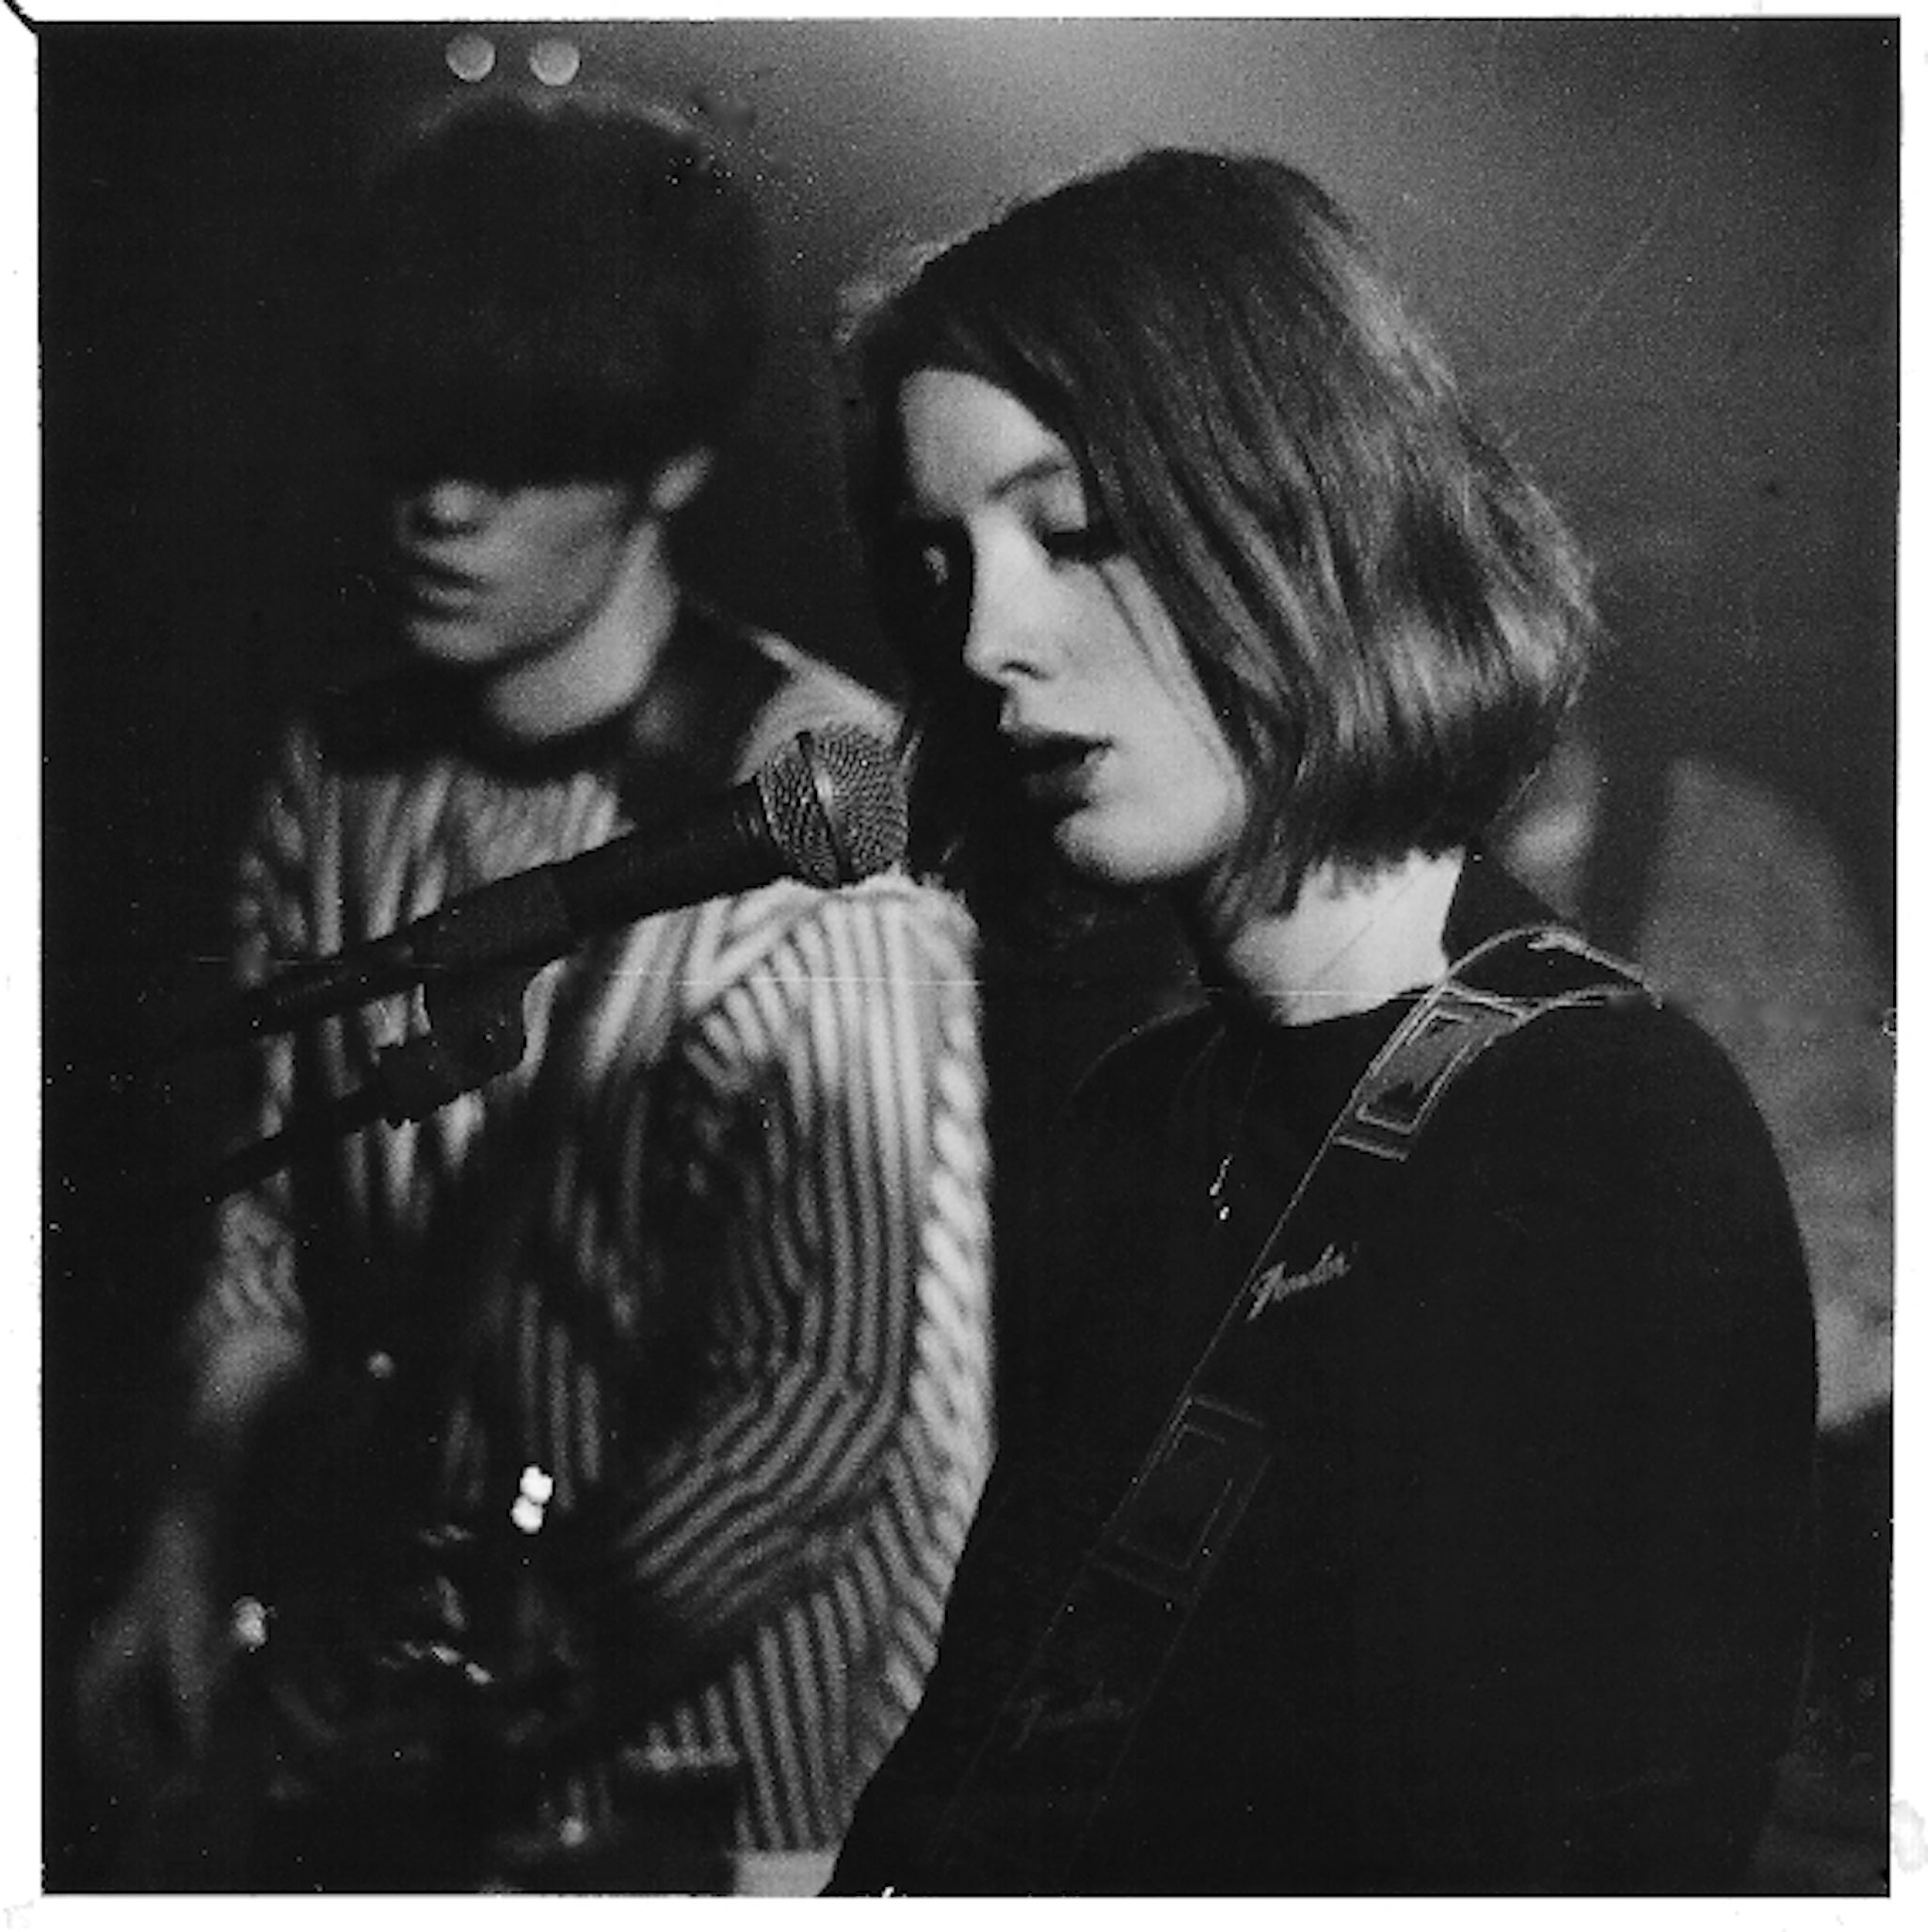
901;449;1077;522
988;452;1078;503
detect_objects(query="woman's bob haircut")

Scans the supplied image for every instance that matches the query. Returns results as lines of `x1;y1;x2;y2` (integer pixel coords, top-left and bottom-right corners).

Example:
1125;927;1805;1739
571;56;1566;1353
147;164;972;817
842;148;1598;932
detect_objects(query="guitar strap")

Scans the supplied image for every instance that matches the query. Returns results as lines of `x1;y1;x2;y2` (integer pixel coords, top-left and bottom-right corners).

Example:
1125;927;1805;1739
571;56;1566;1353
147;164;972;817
922;922;1652;1892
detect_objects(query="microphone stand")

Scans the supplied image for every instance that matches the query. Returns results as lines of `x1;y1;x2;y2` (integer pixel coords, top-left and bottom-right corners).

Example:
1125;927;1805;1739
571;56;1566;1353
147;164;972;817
178;958;541;1216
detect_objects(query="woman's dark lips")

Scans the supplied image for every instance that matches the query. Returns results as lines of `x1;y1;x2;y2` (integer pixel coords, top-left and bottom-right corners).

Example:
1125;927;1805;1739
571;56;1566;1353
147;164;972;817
1005;730;1104;808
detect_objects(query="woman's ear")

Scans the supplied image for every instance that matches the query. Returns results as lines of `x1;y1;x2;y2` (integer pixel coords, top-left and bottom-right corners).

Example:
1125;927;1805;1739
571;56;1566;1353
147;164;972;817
645;446;716;517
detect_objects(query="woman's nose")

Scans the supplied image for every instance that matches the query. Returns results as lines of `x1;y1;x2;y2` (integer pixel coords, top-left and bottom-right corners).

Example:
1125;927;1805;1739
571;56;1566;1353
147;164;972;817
959;556;1044;688
400;478;498;538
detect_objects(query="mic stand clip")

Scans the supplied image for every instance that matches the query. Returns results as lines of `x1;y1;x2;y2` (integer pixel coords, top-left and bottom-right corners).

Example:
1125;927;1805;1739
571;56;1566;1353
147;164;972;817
373;960;538;1124
181;960;541;1217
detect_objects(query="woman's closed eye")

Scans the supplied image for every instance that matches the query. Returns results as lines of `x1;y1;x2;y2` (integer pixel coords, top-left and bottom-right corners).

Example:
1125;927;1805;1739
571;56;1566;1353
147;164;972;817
1036;517;1123;569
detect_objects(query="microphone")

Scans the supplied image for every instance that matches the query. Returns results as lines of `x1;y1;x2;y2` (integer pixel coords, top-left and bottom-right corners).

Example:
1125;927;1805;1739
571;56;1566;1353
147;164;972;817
180;724;908;1051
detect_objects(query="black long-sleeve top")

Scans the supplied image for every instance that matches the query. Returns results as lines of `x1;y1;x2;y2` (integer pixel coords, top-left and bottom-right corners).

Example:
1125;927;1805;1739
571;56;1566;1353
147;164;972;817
831;856;1817;1894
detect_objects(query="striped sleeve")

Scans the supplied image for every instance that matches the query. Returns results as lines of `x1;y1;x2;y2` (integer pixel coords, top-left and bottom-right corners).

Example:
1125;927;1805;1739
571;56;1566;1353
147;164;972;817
604;877;993;1657
183;721;332;1358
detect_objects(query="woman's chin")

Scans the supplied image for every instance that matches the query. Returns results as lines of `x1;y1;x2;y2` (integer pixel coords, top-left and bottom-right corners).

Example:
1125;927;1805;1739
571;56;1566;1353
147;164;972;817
1052;825;1162;894
1051;821;1217;897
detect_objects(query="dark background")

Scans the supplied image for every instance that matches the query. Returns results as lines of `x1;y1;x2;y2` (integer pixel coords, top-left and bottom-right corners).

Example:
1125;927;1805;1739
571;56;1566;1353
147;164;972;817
40;17;1897;1892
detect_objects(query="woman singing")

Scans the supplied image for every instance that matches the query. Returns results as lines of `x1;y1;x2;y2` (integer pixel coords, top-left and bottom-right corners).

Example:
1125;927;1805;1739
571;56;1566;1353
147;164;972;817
827;150;1817;1894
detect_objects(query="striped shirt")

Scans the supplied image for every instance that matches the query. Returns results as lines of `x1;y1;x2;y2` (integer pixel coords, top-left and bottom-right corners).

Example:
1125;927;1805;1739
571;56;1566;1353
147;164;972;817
192;629;993;1860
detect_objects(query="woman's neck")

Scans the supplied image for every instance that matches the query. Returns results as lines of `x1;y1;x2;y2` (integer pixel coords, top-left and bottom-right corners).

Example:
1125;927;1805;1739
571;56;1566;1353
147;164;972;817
477;520;680;744
1195;849;1465;1026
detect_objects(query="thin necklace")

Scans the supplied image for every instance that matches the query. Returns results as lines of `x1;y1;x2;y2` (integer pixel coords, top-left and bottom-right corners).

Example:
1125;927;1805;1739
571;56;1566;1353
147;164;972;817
1202;859;1446;1219
1205;1034;1264;1229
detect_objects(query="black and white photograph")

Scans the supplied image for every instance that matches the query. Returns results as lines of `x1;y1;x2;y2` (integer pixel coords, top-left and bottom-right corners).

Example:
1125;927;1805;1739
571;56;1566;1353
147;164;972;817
30;7;1902;1904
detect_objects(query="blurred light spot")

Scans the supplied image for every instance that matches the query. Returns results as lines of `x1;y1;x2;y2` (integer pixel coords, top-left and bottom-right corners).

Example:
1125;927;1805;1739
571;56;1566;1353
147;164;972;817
511;1461;554;1534
445;33;495;84
529;38;582;88
230;1595;270;1651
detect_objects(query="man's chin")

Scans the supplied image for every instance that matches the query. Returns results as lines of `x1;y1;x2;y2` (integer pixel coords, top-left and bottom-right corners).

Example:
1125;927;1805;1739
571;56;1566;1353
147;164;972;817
397;615;509;668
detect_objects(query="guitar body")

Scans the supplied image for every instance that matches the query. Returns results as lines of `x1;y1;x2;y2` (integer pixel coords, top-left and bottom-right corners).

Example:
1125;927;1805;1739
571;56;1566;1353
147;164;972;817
112;1345;739;1892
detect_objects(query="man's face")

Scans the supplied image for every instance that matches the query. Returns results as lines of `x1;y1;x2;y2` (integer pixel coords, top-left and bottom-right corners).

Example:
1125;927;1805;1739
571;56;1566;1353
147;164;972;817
384;475;643;669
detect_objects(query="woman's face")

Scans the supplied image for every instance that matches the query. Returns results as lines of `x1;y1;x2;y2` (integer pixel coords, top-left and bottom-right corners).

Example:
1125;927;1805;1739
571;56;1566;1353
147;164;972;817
897;369;1247;895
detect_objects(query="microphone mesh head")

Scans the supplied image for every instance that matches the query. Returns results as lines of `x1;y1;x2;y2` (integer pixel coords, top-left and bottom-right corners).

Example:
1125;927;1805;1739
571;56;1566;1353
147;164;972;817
758;725;909;889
